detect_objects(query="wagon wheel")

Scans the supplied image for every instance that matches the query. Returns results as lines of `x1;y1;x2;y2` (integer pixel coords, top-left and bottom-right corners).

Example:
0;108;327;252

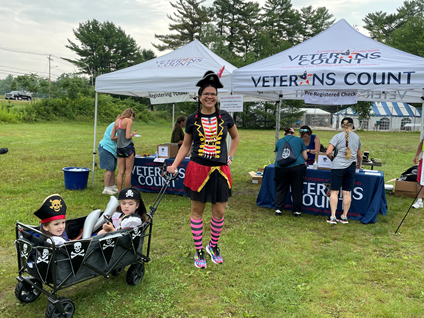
45;297;75;318
111;266;125;276
126;263;145;285
15;279;42;303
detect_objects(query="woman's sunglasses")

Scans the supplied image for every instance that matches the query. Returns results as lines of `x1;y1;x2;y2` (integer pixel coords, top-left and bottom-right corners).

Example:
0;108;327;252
299;129;309;133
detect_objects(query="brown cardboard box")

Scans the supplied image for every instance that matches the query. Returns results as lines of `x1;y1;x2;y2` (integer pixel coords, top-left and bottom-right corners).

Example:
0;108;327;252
394;179;421;198
249;171;263;184
157;144;178;158
315;152;332;170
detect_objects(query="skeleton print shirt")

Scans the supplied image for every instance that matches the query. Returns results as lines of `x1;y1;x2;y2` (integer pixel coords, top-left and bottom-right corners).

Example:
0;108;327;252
185;110;235;167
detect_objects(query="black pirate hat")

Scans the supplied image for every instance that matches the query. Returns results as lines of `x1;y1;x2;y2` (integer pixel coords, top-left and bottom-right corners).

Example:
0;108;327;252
118;187;147;216
34;194;67;224
195;70;223;89
118;187;142;201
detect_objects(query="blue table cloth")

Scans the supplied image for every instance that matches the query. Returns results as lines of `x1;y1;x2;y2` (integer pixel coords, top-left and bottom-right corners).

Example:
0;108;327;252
257;164;387;224
131;157;189;196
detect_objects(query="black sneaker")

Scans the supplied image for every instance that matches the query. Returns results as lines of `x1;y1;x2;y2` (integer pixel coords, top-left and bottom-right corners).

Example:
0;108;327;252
275;209;282;216
293;211;301;217
326;217;337;225
336;216;349;224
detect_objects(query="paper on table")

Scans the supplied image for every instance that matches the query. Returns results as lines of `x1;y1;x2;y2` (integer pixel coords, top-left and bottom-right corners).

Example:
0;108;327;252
153;158;166;163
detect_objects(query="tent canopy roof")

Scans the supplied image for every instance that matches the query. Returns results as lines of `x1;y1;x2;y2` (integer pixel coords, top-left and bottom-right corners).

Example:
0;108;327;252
95;40;237;96
300;108;331;115
334;102;422;117
232;19;424;103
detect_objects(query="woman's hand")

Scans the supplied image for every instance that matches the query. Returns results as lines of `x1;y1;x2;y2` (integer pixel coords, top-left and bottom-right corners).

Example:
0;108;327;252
414;155;419;165
166;165;178;175
132;129;137;136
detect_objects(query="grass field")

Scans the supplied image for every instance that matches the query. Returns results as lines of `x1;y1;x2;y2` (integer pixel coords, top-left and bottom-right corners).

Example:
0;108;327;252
1;122;423;317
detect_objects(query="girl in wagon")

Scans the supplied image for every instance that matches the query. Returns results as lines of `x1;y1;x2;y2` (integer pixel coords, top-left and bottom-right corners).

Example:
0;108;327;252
98;187;147;234
34;194;69;245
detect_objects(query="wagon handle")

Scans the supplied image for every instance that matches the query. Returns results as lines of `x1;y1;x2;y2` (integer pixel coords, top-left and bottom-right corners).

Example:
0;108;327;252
148;169;178;218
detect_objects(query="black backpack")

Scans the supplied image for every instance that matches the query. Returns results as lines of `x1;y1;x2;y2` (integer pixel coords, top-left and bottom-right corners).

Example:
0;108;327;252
277;136;299;167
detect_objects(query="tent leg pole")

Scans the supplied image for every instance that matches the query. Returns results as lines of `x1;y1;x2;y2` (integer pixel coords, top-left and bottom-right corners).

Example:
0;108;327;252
172;103;175;130
275;95;282;144
421;89;424;133
92;92;98;188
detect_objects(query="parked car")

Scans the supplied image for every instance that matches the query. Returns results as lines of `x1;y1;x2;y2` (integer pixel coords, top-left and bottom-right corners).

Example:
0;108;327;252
4;91;32;101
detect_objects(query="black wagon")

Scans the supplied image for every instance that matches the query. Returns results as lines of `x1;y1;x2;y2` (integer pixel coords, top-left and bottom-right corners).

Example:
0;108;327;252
14;171;177;318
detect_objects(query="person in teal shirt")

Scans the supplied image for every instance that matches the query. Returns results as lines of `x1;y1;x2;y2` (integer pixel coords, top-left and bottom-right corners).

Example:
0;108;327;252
98;122;118;195
274;127;308;217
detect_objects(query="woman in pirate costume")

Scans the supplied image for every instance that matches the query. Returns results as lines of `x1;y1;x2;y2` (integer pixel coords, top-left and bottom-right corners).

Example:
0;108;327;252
167;71;239;269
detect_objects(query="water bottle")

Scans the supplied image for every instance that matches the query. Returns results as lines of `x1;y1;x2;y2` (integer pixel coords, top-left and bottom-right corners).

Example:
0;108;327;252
312;161;318;169
154;151;158;158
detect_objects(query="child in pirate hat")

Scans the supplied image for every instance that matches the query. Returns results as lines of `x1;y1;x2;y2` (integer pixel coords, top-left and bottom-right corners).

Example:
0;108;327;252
34;194;69;245
98;187;147;234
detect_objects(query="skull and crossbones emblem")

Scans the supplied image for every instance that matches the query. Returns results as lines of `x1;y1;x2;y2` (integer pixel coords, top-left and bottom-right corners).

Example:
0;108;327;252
125;189;134;198
21;243;29;259
102;238;115;250
132;227;141;239
37;249;50;264
70;242;85;259
49;199;62;212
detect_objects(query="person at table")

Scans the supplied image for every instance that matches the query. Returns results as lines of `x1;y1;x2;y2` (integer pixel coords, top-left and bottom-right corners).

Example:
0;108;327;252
171;115;186;149
111;108;137;192
299;125;320;166
98;121;118;195
274;127;308;217
326;117;362;225
167;70;239;269
412;130;424;208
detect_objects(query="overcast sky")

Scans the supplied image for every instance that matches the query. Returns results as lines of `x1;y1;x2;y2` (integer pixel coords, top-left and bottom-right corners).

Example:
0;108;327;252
0;0;403;80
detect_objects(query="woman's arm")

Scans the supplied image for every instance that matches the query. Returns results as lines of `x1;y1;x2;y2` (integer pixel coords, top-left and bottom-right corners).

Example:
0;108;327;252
167;133;193;174
125;118;136;139
110;127;118;142
313;135;321;153
227;125;239;165
414;139;423;164
356;148;363;168
110;122;117;141
326;143;334;160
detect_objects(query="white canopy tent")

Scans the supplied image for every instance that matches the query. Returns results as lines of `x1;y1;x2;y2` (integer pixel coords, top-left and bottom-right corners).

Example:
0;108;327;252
96;40;238;97
231;19;424;142
332;102;422;131
299;107;332;128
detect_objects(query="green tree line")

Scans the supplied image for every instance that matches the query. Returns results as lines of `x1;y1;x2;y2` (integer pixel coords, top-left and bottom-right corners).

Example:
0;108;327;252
2;0;422;126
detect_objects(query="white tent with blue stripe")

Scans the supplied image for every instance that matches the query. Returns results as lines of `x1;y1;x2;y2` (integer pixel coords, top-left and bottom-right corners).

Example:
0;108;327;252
332;102;422;131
